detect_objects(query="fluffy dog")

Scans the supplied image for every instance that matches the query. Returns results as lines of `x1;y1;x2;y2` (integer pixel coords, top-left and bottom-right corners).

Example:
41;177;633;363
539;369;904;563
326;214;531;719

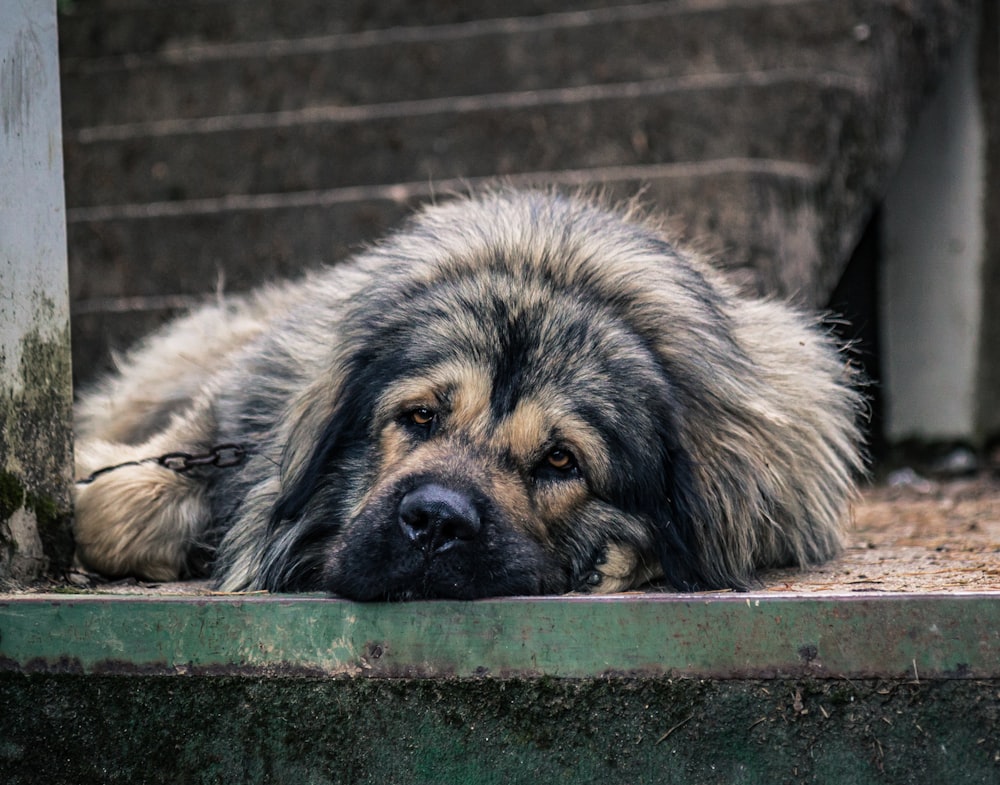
73;189;864;599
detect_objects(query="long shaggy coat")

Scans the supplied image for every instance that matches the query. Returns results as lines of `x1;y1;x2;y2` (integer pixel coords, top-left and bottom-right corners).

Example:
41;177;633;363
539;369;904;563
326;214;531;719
73;189;864;599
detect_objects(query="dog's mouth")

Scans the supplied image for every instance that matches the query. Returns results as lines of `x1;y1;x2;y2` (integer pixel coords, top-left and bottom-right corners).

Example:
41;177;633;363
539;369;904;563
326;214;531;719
320;478;565;601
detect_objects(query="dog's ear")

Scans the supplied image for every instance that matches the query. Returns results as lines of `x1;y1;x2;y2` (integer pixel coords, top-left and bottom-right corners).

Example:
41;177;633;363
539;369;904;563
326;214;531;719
270;360;375;529
634;409;758;592
652;434;765;592
271;409;349;528
647;305;863;592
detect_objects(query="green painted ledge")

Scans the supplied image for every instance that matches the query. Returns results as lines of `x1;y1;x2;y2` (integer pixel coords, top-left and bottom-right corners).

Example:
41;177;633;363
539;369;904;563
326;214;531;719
1;592;998;679
1;593;998;784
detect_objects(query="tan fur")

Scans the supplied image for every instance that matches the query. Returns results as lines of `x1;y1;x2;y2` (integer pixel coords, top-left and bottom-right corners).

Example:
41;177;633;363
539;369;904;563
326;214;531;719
496;396;612;485
590;543;664;593
74;407;214;580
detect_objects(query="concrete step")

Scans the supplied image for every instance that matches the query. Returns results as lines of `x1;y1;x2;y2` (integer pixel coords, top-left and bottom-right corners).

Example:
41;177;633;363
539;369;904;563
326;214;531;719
67;163;826;376
67;161;820;300
3;594;998;783
60;1;872;127
63;73;864;208
58;0;636;59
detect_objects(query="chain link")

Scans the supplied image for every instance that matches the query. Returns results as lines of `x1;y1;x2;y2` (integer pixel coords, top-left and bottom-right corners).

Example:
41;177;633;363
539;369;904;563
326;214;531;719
75;444;249;485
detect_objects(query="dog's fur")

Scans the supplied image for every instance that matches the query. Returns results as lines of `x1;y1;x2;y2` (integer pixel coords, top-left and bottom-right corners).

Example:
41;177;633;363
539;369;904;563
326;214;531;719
73;189;864;599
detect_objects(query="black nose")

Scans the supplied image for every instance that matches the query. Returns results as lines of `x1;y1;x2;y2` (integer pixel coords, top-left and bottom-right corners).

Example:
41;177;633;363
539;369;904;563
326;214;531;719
398;484;481;553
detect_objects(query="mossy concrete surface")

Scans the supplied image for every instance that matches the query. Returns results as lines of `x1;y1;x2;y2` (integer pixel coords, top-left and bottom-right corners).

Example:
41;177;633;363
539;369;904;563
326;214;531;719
0;2;75;585
0;324;75;584
1;673;997;785
0;594;998;783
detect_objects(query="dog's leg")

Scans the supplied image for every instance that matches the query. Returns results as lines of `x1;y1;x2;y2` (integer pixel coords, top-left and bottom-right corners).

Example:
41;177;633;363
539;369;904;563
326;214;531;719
73;405;216;582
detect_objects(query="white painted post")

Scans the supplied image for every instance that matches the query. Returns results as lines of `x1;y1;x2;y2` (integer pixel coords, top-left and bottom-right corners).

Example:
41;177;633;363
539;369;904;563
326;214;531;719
0;1;74;584
881;23;986;444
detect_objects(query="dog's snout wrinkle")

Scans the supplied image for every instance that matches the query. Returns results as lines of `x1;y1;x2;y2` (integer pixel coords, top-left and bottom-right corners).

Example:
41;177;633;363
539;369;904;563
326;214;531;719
398;484;481;553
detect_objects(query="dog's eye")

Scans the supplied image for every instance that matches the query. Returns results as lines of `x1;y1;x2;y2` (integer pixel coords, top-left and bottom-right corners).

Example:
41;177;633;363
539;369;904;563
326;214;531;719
546;449;575;470
408;407;437;428
534;448;580;483
399;406;442;438
535;448;579;482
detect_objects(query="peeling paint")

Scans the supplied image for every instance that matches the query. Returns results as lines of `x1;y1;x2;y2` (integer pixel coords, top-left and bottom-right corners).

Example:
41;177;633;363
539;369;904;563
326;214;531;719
1;508;46;584
1;595;998;680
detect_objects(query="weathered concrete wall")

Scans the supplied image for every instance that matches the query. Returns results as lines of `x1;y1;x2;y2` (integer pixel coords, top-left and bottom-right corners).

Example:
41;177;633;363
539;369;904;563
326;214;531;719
0;2;74;584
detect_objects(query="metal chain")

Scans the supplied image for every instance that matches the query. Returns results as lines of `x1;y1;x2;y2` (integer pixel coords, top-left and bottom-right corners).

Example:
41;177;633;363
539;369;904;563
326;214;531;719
75;443;249;485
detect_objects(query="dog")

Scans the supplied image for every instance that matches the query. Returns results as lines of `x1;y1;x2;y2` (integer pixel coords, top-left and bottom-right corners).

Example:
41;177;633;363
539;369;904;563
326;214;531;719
73;189;864;599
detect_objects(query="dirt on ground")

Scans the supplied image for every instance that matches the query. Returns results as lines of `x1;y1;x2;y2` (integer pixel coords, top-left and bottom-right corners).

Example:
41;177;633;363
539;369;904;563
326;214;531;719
761;470;1000;593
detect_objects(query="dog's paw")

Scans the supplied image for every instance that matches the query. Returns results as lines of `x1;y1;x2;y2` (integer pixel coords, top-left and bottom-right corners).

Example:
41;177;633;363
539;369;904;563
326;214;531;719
74;441;209;581
575;544;661;593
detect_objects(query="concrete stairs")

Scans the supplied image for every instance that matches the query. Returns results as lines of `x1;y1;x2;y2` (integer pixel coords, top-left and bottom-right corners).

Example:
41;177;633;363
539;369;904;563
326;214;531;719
58;0;974;384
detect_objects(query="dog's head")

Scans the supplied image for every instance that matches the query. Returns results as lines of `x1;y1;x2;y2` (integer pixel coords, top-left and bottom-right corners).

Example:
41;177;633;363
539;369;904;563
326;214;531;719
243;191;862;599
265;273;686;599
